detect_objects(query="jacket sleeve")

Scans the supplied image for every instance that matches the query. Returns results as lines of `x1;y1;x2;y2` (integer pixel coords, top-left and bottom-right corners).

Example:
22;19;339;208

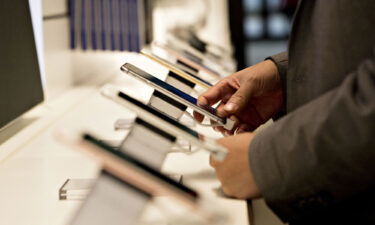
266;52;288;119
250;52;375;223
266;51;288;82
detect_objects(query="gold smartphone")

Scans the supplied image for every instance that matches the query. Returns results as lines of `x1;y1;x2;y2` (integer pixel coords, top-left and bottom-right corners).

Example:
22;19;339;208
141;48;212;89
154;42;222;78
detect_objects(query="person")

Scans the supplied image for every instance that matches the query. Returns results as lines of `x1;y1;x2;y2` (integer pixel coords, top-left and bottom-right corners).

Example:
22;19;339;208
194;1;375;224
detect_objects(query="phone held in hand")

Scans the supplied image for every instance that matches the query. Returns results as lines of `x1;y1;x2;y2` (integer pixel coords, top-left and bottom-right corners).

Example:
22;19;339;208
120;63;235;130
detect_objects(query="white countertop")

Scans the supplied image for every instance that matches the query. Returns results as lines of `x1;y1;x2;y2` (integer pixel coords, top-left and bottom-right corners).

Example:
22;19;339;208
0;78;249;225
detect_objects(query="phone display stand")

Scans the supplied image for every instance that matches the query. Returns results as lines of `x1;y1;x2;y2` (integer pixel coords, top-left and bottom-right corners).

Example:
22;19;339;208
59;174;181;202
69;171;150;225
113;118;134;131
148;91;186;120
148;71;195;120
119;118;176;169
59;178;95;201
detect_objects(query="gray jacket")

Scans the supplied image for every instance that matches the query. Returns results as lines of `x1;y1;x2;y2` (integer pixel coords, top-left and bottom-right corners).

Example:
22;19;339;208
250;1;375;224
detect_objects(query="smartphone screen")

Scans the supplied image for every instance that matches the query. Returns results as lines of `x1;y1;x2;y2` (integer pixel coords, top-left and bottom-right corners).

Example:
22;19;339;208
118;91;200;139
121;63;223;123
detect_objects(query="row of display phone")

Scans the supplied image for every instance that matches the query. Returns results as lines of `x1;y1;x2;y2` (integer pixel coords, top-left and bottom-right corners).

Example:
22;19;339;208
63;34;237;225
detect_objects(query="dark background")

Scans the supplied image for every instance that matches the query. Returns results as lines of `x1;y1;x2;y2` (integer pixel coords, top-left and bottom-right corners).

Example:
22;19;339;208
229;0;298;69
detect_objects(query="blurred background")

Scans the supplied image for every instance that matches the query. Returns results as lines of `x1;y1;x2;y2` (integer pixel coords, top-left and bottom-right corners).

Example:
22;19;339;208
41;0;298;101
229;0;298;68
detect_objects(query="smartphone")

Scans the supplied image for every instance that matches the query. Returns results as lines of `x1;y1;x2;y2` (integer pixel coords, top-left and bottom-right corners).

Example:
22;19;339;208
141;48;213;89
120;63;235;130
78;133;200;209
154;42;222;78
169;29;231;59
101;84;227;161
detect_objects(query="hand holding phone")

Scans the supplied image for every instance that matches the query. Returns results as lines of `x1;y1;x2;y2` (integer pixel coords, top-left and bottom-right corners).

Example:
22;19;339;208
120;63;235;131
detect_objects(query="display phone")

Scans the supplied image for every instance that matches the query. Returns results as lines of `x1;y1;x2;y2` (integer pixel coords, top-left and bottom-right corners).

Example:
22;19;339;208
167;33;237;74
154;42;224;78
169;28;231;59
140;48;213;89
101;84;227;161
120;63;235;131
69;133;228;224
76;133;200;209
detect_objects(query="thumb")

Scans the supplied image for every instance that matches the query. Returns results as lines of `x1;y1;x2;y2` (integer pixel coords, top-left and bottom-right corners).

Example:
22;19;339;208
223;81;255;114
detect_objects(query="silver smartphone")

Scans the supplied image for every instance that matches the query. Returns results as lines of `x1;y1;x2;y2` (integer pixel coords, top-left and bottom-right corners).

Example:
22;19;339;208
101;85;227;161
120;63;235;130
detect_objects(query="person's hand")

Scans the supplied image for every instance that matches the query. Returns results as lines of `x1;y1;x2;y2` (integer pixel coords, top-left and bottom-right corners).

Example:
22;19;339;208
210;132;261;199
194;60;283;135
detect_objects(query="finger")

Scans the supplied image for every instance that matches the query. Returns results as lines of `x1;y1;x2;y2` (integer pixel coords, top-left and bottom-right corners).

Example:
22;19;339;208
214;126;225;133
223;80;257;114
193;111;204;123
222;130;230;137
209;155;220;167
236;123;252;134
210;125;226;136
194;97;227;123
224;130;233;136
215;102;230;117
211;102;227;134
208;114;225;134
198;79;237;107
194;88;228;123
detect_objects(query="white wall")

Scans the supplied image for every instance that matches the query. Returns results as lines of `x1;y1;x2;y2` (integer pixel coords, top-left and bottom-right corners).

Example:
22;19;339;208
42;0;67;16
43;17;127;100
42;0;127;100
